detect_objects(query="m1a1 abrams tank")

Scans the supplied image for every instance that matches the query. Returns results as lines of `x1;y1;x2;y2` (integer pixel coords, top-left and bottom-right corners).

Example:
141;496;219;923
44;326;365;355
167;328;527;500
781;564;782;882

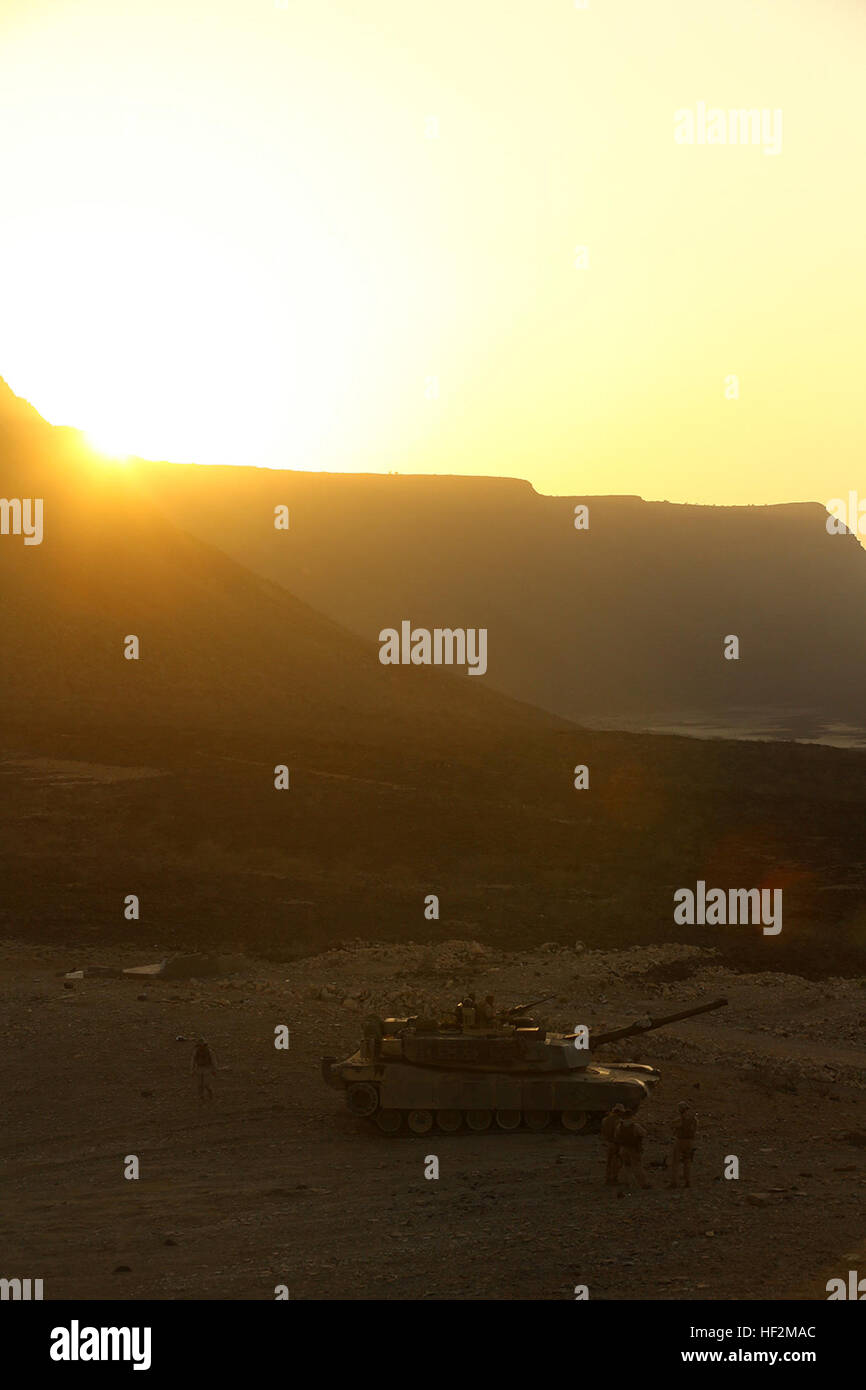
322;996;727;1135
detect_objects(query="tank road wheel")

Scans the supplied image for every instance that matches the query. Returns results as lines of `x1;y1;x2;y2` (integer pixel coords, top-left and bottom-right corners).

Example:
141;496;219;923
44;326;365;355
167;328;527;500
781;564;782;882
495;1110;522;1131
375;1109;402;1134
407;1109;434;1135
465;1109;493;1132
436;1110;462;1133
560;1110;589;1133
346;1083;379;1118
524;1110;550;1132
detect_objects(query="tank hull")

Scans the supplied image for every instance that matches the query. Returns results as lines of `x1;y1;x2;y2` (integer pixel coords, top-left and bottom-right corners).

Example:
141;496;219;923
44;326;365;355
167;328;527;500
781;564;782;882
323;1052;659;1131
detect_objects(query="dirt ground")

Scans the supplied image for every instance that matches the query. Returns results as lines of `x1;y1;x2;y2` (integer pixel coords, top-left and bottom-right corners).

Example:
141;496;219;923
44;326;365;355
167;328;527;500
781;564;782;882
3;937;865;1301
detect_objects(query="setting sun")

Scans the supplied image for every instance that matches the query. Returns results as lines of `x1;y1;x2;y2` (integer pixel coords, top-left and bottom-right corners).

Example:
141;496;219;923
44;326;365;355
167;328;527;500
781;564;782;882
0;193;377;468
0;0;864;500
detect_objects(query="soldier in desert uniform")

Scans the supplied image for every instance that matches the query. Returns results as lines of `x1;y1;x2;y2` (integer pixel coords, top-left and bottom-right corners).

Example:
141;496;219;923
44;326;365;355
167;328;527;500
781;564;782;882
615;1112;650;1189
600;1102;626;1185
457;993;477;1029
669;1101;697;1188
476;994;498;1028
191;1037;217;1100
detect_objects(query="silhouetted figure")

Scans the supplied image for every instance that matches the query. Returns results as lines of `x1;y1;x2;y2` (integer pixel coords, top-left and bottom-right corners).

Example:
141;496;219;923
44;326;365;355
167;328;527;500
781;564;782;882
192;1037;216;1100
669;1101;697;1188
476;994;498;1026
457;993;476;1029
616;1114;650;1189
601;1102;626;1184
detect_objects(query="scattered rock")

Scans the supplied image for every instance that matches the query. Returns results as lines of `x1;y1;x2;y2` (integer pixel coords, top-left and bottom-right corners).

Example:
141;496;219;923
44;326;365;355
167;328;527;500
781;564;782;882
159;954;222;981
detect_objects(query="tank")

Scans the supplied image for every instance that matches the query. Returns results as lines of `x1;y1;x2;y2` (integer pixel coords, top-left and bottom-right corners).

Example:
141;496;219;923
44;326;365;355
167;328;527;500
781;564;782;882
321;996;727;1134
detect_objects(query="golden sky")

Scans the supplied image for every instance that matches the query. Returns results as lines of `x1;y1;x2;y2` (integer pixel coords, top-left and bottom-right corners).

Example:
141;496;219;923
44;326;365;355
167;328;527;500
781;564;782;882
0;0;863;504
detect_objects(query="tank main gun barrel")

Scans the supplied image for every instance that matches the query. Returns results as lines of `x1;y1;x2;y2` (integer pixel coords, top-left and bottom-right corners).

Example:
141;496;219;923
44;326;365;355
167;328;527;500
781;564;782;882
505;994;555;1016
585;997;727;1048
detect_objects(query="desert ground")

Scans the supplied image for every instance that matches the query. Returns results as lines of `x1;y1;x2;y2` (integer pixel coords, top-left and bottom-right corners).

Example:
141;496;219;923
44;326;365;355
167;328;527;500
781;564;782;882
3;936;864;1301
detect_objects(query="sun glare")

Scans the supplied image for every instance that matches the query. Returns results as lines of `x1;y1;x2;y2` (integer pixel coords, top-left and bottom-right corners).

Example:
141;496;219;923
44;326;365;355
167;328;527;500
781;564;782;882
0;199;373;468
0;0;864;497
84;429;132;463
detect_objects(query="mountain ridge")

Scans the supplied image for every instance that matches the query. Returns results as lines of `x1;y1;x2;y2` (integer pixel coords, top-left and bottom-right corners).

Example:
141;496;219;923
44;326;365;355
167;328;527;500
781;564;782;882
130;455;866;736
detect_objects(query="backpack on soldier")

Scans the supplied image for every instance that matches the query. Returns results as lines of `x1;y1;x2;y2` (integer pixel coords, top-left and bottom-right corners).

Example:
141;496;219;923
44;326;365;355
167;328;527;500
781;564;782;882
617;1119;642;1150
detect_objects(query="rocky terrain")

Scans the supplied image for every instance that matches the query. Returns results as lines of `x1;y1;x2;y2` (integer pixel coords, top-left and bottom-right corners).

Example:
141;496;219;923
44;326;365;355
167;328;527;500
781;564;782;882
3;936;864;1301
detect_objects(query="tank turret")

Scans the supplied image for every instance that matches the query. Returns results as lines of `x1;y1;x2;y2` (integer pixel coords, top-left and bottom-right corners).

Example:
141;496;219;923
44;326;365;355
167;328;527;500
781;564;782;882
322;997;727;1135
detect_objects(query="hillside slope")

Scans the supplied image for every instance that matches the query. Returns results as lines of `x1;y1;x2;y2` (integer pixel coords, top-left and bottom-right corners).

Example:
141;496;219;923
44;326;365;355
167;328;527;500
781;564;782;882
1;381;865;974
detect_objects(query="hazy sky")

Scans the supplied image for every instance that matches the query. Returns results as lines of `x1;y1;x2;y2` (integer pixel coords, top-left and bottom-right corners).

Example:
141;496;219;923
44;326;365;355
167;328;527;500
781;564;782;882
0;0;863;503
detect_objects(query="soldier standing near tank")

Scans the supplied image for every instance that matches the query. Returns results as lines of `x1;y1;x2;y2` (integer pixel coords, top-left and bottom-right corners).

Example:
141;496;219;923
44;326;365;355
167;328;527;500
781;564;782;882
669;1101;697;1188
476;994;498;1027
615;1111;650;1189
457;993;477;1029
600;1102;625;1185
